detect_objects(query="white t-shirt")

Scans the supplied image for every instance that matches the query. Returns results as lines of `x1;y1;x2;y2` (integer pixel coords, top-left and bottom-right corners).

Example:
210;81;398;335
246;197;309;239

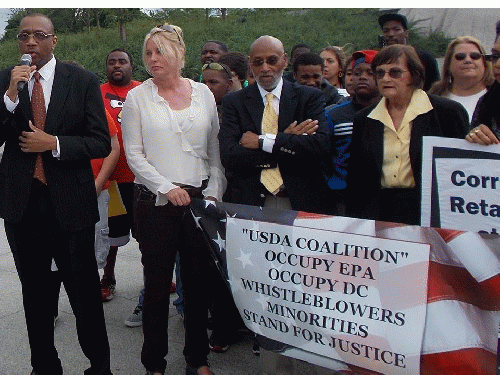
447;88;487;124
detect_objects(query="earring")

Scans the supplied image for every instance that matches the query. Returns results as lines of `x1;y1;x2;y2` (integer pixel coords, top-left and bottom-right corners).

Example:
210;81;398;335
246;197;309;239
447;75;453;85
338;71;343;78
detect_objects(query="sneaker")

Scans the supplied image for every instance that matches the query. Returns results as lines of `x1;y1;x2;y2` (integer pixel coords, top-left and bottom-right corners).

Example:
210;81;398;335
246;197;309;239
125;304;143;327
100;278;116;302
209;334;229;353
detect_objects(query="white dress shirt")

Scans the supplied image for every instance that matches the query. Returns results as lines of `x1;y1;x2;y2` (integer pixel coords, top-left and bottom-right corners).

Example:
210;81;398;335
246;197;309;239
3;56;60;156
121;78;226;206
256;78;283;153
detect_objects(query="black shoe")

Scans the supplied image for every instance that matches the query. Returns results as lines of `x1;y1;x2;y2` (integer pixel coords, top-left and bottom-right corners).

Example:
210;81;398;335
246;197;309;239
252;341;260;356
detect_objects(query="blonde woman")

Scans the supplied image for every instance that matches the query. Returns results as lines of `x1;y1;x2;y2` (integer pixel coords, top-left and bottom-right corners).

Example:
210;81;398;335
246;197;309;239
430;36;494;122
121;24;225;375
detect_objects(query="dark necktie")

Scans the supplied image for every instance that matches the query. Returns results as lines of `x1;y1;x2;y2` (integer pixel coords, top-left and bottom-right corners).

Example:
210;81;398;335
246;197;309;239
31;71;46;184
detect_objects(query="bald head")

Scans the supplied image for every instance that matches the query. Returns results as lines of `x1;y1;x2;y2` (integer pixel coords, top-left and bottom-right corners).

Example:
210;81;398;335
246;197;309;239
249;35;287;91
250;35;284;57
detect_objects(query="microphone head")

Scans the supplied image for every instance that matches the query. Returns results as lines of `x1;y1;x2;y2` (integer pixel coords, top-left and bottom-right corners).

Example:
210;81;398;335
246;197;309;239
20;54;32;66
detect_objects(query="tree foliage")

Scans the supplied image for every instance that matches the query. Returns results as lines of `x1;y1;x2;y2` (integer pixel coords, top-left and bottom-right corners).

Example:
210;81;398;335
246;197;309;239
1;8;146;42
0;8;451;83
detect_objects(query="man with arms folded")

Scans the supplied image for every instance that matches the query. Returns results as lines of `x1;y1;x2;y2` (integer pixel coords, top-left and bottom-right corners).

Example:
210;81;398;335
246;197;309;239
219;35;331;374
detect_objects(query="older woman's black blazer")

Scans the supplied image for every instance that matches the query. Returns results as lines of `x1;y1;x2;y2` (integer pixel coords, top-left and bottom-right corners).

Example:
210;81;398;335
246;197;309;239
346;94;469;223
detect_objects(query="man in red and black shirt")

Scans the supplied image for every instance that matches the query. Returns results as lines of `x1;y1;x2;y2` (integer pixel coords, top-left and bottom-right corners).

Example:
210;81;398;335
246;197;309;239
99;49;141;301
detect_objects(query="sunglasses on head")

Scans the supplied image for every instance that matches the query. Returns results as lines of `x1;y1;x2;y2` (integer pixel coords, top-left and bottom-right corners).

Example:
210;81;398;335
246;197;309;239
485;54;500;63
250;54;284;67
374;67;408;80
153;24;182;43
202;62;232;78
17;31;54;42
454;52;483;61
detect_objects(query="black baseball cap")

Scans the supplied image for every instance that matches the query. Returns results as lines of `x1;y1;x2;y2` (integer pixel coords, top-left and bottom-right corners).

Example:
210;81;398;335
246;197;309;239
378;13;408;30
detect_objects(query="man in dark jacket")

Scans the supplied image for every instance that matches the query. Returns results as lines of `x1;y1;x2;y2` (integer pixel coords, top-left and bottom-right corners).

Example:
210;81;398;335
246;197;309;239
378;12;440;91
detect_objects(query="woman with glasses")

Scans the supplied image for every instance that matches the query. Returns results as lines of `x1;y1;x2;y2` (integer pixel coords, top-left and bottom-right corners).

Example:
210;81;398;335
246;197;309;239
121;24;226;375
466;21;500;145
346;44;468;225
430;36;494;122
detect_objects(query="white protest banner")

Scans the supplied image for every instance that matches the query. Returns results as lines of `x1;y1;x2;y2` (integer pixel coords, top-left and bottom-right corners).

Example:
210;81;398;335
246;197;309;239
226;217;430;374
421;136;500;233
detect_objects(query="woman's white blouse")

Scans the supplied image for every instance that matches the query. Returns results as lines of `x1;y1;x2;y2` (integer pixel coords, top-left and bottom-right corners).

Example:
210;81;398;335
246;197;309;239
121;78;226;206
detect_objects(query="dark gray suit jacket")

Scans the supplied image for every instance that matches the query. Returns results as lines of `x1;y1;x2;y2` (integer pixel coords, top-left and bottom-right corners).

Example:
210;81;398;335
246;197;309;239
219;80;331;214
0;60;111;231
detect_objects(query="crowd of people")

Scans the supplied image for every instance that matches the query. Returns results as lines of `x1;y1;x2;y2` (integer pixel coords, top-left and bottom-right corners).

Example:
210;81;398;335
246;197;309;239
1;10;500;375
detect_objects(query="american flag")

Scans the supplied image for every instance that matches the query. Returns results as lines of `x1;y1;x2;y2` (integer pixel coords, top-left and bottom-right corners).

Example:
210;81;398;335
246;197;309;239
190;199;500;374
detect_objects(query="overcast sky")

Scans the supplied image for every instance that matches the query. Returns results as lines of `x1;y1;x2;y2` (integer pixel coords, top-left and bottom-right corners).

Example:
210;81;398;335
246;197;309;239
0;8;10;37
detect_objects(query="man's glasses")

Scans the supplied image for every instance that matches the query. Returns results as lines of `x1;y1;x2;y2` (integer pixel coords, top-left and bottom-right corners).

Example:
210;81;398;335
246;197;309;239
374;68;408;80
454;52;483;61
202;63;232;79
17;31;54;42
154;24;182;43
484;54;500;63
250;54;284;67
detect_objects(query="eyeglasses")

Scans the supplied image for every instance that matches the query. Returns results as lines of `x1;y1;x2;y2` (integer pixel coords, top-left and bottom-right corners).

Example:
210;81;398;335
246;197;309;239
153;24;182;43
17;31;54;42
484;54;500;63
250;54;284;67
202;62;232;78
374;68;408;80
454;52;483;61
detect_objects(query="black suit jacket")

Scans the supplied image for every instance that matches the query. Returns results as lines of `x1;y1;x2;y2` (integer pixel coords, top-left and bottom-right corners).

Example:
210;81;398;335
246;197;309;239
219;80;331;214
346;94;468;221
0;60;111;231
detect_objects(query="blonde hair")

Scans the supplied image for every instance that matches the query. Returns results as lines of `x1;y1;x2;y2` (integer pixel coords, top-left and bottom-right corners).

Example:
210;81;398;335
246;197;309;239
429;35;494;96
142;24;185;76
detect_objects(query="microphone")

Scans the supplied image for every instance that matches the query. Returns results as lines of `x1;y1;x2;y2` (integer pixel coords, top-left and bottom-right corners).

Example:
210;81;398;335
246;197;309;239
17;54;32;92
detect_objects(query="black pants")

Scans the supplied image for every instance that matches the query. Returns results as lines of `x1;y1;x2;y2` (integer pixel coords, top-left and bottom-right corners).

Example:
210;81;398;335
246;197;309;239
4;180;111;375
134;185;210;372
379;188;420;225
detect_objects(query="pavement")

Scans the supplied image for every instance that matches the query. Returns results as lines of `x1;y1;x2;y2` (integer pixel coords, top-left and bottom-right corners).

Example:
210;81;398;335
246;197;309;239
0;218;261;375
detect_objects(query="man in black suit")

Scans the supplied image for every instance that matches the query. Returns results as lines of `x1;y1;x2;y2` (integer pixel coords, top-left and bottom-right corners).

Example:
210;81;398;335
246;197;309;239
0;14;112;375
219;35;331;374
220;35;331;215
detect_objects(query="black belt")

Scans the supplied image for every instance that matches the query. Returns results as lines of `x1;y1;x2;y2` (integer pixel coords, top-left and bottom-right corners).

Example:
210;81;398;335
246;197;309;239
135;180;209;202
173;179;209;198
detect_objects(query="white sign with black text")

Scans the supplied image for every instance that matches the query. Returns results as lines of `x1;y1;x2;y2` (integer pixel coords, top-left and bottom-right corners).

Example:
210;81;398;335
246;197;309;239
421;136;500;233
226;217;430;374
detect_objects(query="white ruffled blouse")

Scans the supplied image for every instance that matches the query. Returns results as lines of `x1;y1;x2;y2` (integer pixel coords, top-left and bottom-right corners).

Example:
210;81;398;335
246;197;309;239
121;78;226;206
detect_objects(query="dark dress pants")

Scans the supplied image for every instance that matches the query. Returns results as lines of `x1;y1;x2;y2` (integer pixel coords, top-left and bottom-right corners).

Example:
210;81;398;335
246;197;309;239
134;185;210;372
4;180;111;375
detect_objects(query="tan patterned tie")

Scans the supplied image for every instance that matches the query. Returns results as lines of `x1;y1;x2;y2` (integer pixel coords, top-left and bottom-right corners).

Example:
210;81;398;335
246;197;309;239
31;71;46;184
260;93;283;195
